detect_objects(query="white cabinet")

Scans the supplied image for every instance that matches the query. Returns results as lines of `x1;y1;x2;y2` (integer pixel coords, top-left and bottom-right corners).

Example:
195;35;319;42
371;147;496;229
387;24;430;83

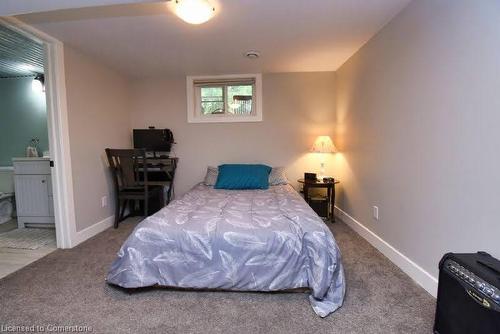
13;158;55;228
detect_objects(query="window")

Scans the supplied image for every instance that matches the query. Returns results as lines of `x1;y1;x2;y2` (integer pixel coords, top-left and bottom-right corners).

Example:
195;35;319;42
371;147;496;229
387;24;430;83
187;74;262;123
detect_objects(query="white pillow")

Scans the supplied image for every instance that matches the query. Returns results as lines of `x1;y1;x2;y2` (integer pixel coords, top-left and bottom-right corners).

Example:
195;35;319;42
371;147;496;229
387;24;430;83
204;166;219;186
269;167;289;186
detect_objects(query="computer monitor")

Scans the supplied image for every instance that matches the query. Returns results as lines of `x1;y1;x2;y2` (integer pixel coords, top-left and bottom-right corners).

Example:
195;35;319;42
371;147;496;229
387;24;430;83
133;129;173;153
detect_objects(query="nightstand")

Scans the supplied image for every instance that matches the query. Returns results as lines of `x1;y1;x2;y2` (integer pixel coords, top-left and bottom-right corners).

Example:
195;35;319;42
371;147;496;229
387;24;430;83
298;178;339;222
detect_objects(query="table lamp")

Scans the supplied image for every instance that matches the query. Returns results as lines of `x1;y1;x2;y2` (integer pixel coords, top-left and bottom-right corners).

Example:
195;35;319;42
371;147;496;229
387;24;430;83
310;135;337;179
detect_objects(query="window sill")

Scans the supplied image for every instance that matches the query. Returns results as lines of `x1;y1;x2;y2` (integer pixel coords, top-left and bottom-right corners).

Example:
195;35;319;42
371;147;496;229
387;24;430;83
187;114;262;123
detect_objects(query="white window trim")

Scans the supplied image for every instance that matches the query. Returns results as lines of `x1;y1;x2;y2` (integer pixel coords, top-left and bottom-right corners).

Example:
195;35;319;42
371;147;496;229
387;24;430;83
187;73;263;123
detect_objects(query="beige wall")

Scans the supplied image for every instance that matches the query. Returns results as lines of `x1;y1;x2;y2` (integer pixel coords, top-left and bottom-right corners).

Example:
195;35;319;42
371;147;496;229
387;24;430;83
61;0;500;280
334;0;500;278
64;46;132;232
129;72;337;196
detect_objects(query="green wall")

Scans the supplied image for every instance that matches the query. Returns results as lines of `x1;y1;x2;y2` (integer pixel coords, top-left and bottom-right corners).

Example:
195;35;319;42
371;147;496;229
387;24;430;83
0;77;48;166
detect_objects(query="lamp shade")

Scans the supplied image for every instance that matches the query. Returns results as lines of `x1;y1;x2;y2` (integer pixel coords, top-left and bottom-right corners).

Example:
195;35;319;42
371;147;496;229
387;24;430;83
310;136;337;153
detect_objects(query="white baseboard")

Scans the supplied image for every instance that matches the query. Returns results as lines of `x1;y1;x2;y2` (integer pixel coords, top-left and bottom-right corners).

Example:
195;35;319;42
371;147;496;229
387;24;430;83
74;215;114;246
334;206;438;298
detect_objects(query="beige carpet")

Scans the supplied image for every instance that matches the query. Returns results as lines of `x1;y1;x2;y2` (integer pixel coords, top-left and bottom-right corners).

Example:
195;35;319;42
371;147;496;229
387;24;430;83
0;218;436;333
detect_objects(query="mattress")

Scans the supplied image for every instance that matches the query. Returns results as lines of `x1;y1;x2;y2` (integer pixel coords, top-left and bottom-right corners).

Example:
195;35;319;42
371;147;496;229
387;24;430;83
107;183;346;317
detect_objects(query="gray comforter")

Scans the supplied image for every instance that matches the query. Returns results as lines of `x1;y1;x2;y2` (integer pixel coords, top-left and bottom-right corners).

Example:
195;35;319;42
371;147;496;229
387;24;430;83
107;183;345;317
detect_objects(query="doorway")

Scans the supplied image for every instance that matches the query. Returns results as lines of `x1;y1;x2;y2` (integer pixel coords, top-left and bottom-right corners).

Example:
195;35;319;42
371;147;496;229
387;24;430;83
0;18;76;278
0;22;57;277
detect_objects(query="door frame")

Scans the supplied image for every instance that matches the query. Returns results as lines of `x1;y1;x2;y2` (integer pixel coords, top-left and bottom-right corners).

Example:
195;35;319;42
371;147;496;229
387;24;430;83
0;17;76;248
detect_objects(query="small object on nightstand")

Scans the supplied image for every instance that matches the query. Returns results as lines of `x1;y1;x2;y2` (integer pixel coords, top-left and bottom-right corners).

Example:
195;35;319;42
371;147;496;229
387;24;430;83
323;177;335;183
304;172;317;181
298;178;340;223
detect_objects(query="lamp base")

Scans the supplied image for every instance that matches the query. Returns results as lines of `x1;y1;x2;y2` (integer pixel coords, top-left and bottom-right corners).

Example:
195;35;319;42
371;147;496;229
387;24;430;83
319;162;327;180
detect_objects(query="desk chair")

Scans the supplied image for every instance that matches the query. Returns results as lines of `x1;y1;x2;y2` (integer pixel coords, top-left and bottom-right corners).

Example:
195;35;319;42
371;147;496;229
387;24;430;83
105;148;163;228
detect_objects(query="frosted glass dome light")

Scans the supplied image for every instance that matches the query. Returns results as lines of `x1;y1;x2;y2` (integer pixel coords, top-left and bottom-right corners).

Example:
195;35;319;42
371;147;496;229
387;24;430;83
175;0;215;25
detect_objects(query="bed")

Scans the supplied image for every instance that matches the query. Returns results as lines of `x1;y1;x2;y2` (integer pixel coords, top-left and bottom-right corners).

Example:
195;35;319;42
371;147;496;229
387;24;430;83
107;183;345;317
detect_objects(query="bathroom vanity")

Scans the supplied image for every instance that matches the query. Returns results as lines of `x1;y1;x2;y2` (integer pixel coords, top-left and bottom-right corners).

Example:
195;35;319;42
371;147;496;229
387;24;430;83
13;158;54;228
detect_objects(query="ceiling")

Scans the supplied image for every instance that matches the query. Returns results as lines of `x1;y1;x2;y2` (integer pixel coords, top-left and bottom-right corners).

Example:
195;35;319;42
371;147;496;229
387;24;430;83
0;24;44;78
0;0;155;16
17;0;411;78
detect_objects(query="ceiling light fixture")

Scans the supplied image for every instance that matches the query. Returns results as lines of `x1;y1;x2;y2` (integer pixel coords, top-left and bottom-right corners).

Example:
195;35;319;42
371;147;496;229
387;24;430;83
174;0;215;25
32;74;45;93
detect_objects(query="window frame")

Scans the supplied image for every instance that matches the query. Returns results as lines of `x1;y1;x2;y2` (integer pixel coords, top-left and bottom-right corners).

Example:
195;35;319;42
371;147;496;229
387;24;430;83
197;84;226;115
187;73;263;123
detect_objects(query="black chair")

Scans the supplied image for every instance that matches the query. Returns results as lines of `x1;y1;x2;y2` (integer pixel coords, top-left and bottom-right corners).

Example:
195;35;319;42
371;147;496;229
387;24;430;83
105;148;163;228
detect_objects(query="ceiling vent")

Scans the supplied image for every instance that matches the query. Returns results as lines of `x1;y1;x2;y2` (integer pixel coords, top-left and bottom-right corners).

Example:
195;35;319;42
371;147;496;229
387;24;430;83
244;50;260;59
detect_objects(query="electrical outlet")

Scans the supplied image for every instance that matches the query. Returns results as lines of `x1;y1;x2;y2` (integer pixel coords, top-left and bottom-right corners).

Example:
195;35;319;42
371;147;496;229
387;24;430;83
373;206;379;220
101;196;107;208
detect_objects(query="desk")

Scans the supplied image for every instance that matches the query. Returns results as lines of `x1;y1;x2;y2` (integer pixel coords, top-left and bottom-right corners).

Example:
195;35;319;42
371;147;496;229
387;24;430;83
298;178;339;222
138;157;178;204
